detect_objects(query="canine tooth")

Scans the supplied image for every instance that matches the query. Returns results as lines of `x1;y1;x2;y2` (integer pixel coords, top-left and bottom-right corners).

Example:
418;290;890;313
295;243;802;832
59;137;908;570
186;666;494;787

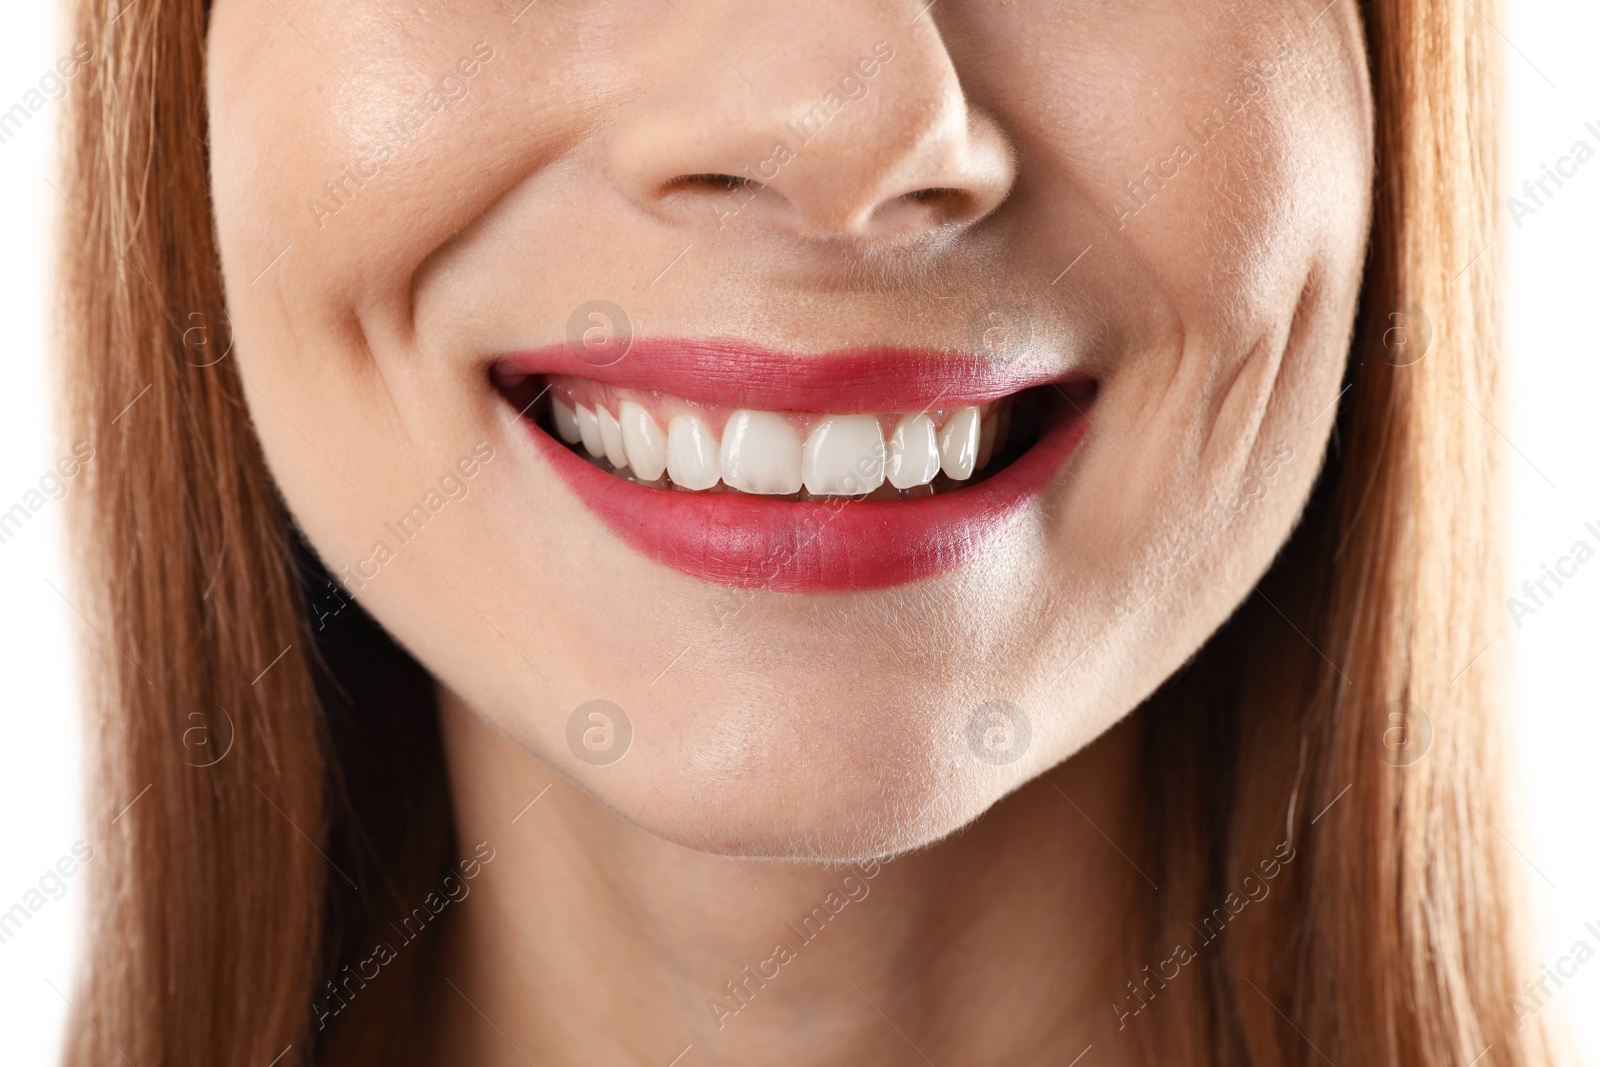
802;415;885;495
597;406;628;470
620;400;667;481
975;409;997;469
721;410;803;495
938;406;980;480
666;414;720;490
886;414;940;489
576;405;606;458
552;398;582;444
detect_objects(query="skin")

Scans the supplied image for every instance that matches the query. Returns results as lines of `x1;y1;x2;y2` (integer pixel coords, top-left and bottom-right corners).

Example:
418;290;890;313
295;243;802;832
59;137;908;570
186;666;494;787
207;0;1373;1062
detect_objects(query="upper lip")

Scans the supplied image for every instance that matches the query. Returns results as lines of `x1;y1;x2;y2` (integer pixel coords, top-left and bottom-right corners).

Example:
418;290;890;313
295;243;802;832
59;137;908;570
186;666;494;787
489;338;1078;411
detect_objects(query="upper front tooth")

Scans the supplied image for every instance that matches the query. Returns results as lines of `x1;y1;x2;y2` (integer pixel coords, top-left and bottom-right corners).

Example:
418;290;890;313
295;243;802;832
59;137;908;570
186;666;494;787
620;400;667;481
886;413;940;489
803;415;885;496
552;398;583;445
597;406;628;470
576;404;606;458
721;410;803;495
938;406;981;480
975;410;997;469
666;414;720;490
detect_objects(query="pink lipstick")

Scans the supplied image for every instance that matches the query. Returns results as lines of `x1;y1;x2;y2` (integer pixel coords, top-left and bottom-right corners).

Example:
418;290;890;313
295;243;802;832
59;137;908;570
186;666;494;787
493;340;1093;592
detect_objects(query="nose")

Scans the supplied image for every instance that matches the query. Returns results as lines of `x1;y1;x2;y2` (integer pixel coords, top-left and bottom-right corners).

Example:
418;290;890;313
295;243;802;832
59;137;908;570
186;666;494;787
608;7;1016;242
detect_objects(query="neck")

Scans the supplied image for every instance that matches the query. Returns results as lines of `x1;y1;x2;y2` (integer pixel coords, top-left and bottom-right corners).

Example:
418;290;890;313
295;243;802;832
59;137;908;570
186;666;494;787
426;686;1146;1067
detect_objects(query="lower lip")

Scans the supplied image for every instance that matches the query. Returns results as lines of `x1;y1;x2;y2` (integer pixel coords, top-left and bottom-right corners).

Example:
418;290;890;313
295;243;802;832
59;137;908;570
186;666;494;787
521;402;1090;593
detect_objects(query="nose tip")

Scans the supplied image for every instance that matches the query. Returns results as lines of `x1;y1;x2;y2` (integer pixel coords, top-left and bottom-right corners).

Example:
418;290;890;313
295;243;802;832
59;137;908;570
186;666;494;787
608;28;1017;244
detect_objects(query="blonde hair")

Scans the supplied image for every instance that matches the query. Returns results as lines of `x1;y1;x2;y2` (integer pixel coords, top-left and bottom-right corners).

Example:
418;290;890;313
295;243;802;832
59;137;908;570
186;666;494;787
57;0;1555;1062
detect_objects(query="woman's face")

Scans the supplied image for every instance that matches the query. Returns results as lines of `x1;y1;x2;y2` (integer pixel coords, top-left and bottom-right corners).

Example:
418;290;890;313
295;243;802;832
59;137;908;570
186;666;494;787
207;0;1371;859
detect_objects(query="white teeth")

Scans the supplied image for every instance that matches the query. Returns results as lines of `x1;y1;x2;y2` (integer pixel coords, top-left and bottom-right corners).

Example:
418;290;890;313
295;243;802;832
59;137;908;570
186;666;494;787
721;410;803;495
560;390;1009;494
975;410;997;469
886;414;941;489
666;414;721;490
597;406;628;470
576;405;606;459
552;398;582;445
938;406;981;480
620;400;667;481
803;415;885;496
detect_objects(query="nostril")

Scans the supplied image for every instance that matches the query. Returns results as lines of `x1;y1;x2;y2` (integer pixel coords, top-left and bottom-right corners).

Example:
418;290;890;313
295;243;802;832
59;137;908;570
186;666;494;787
661;173;784;229
670;173;763;193
881;186;981;230
650;172;995;237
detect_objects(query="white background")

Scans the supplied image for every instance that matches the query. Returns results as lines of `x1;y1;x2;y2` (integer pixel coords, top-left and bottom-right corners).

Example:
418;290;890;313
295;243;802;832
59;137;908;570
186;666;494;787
0;3;1595;1063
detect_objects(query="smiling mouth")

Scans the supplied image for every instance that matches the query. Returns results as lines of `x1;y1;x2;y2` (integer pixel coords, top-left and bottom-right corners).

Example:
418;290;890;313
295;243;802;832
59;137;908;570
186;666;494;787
491;339;1095;591
497;375;1058;500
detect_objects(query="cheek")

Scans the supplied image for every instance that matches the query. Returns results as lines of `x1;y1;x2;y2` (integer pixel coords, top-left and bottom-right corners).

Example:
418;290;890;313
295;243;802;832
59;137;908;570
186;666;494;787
969;2;1371;365
956;4;1370;736
207;0;593;629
